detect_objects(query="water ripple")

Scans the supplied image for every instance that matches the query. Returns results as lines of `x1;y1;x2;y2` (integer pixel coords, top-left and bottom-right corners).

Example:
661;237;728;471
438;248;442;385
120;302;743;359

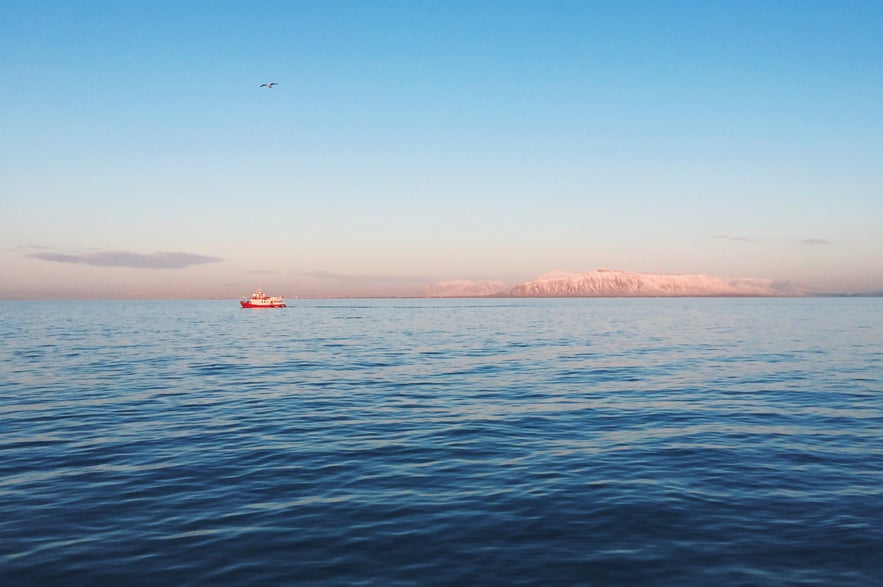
1;298;882;585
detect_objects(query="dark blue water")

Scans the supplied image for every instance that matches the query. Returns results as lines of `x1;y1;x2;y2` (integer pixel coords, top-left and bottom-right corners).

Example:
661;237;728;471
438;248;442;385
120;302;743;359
2;298;882;585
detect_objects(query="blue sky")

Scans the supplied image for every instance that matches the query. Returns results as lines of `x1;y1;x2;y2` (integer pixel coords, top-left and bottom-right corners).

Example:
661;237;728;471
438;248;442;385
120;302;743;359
2;1;882;298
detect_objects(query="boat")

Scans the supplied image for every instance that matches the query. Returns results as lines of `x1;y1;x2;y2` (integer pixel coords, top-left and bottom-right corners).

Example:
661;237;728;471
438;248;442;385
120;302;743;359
240;289;286;308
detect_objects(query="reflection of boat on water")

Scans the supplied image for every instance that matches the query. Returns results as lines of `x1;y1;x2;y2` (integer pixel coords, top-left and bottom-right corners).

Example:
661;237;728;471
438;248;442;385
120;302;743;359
240;289;286;308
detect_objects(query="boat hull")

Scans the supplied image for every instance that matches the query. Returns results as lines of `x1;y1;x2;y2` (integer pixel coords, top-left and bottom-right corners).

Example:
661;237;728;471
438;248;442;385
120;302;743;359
240;301;286;308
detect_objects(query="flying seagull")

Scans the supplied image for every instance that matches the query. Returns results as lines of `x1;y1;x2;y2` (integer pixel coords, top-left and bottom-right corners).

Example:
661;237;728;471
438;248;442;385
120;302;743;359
260;82;278;88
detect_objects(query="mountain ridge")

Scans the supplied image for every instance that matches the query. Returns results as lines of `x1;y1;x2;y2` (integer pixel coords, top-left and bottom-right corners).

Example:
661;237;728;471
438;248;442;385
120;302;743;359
424;269;806;298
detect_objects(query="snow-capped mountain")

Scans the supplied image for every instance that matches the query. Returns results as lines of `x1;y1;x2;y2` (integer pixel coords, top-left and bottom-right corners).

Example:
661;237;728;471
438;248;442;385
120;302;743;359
424;269;803;297
504;269;793;297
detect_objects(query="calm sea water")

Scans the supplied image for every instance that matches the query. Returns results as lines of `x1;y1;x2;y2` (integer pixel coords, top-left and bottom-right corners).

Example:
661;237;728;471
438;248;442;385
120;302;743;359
1;298;882;586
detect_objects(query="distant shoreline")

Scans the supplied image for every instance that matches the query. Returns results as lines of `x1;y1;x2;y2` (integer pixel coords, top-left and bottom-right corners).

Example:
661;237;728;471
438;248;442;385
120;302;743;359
2;293;882;302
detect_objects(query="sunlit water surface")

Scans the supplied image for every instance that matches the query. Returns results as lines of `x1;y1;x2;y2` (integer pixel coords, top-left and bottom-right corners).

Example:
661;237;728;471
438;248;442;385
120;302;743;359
2;298;882;585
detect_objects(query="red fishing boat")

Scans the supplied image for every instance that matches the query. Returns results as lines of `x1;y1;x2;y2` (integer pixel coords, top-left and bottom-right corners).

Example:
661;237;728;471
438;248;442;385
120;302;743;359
240;289;286;308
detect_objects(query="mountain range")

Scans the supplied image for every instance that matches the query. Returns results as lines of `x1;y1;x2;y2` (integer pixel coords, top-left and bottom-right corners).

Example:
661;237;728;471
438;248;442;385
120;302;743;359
424;269;805;297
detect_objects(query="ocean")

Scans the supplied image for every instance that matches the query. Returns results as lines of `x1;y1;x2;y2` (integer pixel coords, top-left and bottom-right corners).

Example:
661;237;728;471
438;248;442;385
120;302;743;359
2;298;882;586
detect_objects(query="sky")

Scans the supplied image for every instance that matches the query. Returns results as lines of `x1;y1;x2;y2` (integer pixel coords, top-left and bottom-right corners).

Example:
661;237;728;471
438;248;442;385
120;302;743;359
2;0;882;299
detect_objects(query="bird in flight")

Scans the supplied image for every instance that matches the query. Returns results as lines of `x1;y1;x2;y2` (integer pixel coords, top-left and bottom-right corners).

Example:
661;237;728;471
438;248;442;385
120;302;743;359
260;82;278;88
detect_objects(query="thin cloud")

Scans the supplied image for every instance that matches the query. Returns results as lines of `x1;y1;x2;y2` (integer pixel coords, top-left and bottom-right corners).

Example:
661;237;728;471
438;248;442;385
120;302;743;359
714;235;833;246
9;244;53;252
712;234;759;242
27;250;223;269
